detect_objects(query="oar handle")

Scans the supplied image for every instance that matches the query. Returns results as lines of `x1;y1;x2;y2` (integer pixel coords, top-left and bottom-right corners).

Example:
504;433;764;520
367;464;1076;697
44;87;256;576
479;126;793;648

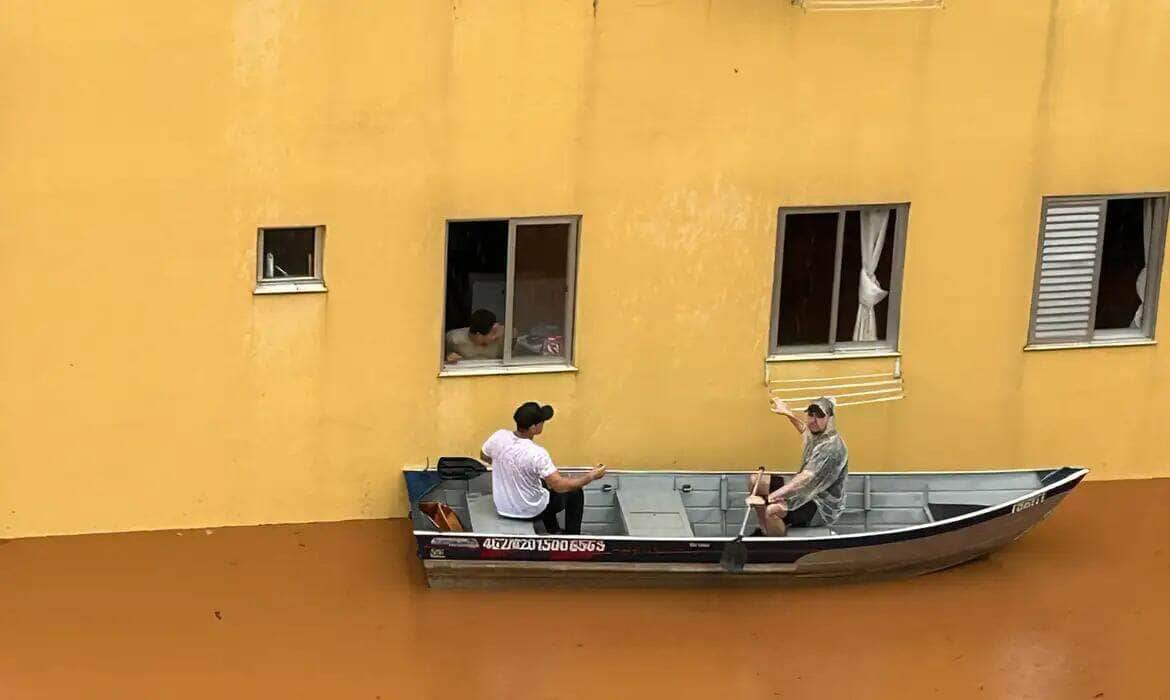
749;466;767;501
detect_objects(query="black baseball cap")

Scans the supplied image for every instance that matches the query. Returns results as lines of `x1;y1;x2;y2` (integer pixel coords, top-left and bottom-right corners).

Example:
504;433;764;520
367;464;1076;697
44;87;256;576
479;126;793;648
806;403;829;418
514;402;554;430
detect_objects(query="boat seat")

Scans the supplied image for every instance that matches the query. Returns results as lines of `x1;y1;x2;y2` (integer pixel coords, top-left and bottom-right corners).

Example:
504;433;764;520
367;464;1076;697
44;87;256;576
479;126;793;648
784;527;833;538
616;483;695;538
466;493;536;535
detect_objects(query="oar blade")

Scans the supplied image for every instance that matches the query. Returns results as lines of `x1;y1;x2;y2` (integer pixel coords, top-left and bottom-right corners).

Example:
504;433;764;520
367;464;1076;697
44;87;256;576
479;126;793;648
720;538;748;573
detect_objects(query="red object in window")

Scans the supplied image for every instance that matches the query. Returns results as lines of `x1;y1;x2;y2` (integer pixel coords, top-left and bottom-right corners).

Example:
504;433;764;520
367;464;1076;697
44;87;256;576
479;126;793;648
543;336;564;356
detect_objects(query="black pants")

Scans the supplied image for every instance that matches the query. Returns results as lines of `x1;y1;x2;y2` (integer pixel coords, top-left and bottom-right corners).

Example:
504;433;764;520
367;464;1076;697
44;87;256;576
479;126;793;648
534;482;584;535
766;475;818;527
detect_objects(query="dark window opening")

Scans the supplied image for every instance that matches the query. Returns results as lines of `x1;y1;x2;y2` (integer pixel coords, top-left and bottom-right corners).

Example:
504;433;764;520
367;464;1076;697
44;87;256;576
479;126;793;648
1095;199;1147;330
444;221;508;333
261;227;317;279
776;212;837;346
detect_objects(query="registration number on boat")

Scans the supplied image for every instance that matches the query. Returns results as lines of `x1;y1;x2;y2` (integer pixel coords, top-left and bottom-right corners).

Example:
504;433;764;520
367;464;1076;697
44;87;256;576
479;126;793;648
482;537;607;553
1011;493;1046;513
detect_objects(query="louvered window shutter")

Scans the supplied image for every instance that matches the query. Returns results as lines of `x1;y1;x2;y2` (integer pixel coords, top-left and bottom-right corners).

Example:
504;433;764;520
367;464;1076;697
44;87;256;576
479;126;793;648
1028;198;1106;343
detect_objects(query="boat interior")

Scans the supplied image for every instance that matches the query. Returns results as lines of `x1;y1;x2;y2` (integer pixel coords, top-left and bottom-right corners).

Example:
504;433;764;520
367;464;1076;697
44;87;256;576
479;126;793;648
411;468;1070;538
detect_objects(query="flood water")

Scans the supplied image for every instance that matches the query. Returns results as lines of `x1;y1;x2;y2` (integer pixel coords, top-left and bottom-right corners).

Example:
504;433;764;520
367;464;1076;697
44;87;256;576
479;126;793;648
1;479;1166;699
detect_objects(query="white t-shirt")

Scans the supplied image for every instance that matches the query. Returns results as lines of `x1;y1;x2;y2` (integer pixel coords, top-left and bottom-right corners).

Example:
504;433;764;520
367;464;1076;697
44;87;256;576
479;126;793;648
481;429;557;518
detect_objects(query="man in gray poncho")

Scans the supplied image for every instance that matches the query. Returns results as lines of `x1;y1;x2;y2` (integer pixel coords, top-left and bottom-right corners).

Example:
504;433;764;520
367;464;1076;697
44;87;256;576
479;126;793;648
747;396;849;536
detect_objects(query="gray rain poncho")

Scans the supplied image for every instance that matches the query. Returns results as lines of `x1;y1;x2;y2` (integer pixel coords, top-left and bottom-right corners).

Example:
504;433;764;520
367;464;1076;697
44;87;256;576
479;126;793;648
783;397;849;526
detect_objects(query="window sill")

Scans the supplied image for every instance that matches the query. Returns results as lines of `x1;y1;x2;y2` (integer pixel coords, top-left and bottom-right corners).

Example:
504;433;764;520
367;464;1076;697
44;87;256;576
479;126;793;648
767;350;901;363
1024;338;1156;352
439;364;578;378
253;281;328;295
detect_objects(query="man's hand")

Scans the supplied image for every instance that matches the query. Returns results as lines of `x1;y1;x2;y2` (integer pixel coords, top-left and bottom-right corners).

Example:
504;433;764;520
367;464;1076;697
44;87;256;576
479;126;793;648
446;352;463;363
547;464;607;493
772;398;806;436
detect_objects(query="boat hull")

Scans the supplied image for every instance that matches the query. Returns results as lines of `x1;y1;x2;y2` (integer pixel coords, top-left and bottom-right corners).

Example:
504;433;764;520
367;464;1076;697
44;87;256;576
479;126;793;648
411;468;1084;588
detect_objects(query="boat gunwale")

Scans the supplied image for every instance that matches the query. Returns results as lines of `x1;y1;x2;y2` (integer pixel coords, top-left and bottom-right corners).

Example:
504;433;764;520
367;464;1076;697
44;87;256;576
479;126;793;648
411;466;1088;544
404;465;1085;477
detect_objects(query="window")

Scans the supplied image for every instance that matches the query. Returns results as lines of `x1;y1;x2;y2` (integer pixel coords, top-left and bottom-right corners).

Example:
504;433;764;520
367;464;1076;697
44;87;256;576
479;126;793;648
1028;195;1167;346
770;205;908;356
442;216;578;372
255;226;326;294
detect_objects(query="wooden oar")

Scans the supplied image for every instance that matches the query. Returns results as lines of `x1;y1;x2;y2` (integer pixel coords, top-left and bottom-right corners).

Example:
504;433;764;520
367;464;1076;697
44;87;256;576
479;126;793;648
720;468;766;573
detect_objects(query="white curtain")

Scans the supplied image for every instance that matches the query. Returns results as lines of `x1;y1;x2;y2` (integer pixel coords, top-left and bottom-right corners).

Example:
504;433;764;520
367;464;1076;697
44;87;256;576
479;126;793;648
852;208;891;341
1132;199;1154;329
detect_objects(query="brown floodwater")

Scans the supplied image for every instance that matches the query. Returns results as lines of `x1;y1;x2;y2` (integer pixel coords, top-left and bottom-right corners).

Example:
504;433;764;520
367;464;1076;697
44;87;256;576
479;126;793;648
0;479;1167;699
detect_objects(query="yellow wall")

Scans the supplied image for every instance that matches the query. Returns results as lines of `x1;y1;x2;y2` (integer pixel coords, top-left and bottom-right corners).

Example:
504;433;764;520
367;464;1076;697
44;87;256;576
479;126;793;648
3;1;1169;538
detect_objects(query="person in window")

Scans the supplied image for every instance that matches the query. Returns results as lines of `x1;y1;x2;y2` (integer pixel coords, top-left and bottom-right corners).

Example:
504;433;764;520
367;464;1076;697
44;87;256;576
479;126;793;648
747;396;849;536
445;308;505;363
480;402;606;535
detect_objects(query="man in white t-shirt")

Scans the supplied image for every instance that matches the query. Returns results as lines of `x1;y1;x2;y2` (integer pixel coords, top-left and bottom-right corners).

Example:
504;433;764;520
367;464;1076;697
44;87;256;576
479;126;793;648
480;402;606;535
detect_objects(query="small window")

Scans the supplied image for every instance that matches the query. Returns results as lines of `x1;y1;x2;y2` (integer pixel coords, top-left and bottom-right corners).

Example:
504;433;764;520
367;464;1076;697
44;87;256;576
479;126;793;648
442;217;578;371
771;204;908;355
255;226;326;294
1028;195;1167;346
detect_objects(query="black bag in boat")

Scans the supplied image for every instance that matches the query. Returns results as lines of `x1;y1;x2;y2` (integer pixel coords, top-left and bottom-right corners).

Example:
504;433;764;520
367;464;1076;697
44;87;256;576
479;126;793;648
437;456;488;481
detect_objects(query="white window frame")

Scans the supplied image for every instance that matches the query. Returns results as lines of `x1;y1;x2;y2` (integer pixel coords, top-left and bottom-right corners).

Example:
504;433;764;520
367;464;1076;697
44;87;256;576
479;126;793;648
440;215;579;376
254;225;327;295
1026;193;1167;350
769;203;909;358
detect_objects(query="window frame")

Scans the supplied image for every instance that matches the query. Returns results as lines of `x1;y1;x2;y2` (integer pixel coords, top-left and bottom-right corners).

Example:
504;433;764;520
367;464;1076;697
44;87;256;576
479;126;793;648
1026;193;1168;349
769;203;909;358
439;215;580;375
253;225;327;295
